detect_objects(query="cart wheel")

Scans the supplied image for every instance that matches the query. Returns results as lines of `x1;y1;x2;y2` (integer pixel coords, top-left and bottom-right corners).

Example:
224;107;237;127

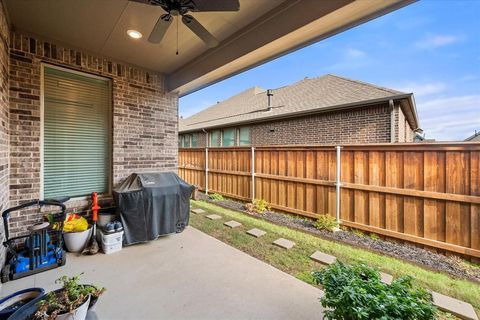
1;264;10;283
60;250;67;266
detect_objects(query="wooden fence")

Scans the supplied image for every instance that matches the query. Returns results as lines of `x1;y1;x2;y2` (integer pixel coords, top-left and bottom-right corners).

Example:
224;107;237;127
179;143;480;258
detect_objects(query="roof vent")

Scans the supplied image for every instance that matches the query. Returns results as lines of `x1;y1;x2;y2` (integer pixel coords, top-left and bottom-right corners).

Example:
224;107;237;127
266;89;273;111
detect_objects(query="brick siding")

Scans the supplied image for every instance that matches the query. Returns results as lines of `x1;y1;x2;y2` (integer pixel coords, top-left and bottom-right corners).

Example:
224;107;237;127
0;2;9;270
392;104;415;143
183;103;395;147
251;104;391;145
7;32;178;237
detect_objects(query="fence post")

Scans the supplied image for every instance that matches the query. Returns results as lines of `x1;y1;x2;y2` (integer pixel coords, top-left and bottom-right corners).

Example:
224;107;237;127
205;147;209;195
251;146;255;201
335;146;342;223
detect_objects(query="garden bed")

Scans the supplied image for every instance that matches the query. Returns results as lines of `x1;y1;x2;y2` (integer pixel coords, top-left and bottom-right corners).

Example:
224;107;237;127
197;192;480;283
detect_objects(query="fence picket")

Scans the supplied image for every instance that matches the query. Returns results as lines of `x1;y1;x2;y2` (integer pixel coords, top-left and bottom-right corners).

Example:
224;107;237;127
179;143;480;258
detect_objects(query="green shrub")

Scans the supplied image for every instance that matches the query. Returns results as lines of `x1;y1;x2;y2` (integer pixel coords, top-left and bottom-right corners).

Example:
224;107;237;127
369;233;380;241
312;262;437;320
314;214;339;232
245;199;270;214
351;228;365;237
209;193;224;201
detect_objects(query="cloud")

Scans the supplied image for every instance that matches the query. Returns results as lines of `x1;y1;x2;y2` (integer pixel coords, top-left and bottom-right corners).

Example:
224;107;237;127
416;95;480;141
395;82;447;97
415;34;462;49
328;48;369;71
345;48;366;58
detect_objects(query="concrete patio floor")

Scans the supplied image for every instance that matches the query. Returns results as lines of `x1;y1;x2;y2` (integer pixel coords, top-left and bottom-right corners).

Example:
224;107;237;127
0;227;323;319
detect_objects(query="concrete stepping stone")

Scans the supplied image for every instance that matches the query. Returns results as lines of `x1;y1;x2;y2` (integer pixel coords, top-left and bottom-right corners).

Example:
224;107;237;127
191;208;206;214
273;238;295;249
431;291;478;320
310;251;336;265
247;228;266;238
224;220;242;228
380;272;393;284
205;214;221;220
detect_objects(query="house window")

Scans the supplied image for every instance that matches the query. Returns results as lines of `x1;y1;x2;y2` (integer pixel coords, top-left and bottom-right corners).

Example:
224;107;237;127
43;65;111;199
210;130;220;147
178;135;183;148
191;134;198;147
182;135;191;148
222;128;235;147
238;127;250;146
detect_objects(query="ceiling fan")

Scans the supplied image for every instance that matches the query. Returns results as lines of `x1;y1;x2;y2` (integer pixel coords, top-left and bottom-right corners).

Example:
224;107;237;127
130;0;240;49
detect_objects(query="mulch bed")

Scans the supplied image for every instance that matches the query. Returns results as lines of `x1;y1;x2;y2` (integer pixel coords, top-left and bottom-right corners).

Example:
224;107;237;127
196;193;480;283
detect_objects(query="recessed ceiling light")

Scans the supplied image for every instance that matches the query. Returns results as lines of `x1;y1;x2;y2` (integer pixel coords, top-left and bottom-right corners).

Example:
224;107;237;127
127;30;142;39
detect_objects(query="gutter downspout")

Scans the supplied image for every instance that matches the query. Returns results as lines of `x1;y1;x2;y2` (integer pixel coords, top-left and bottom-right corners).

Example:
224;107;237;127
389;99;396;143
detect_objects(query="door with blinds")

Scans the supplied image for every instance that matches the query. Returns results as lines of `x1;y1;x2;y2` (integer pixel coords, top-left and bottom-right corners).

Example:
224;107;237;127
43;66;111;199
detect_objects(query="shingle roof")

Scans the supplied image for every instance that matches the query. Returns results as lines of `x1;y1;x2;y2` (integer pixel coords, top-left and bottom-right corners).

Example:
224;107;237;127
465;131;480;141
179;74;411;132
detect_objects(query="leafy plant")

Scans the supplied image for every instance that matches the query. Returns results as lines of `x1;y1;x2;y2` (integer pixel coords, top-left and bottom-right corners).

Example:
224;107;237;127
245;199;270;214
312;262;437;320
369;233;380;241
351;228;365;237
209;193;224;201
314;214;339;232
35;274;105;319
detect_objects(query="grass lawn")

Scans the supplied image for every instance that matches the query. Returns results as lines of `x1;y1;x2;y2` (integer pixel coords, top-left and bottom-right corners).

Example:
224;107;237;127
190;200;480;315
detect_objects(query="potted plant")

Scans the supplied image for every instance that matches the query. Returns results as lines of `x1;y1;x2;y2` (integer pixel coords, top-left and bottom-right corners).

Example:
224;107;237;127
32;274;105;320
62;215;92;253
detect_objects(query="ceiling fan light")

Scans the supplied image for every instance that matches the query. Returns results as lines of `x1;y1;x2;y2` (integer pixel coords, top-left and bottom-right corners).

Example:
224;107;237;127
127;30;143;39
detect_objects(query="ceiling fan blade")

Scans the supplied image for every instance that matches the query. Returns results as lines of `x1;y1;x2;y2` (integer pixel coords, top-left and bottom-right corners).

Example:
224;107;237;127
148;14;173;43
129;0;165;5
189;0;240;12
182;15;219;48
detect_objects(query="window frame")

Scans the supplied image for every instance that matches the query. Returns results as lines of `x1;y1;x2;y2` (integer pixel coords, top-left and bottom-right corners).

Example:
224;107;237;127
182;134;191;148
178;135;183;148
238;127;251;146
40;63;113;200
222;128;236;147
191;134;198;147
210;130;220;147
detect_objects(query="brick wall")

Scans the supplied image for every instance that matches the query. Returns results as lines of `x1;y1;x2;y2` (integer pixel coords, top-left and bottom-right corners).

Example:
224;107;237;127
251;104;391;145
197;131;207;147
0;2;9;270
182;104;392;147
8;32;178;236
392;104;415;143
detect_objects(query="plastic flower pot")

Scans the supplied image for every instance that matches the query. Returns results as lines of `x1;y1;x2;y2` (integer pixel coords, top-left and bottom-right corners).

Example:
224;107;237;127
55;295;90;320
9;290;90;320
81;285;100;311
63;227;92;253
0;288;45;319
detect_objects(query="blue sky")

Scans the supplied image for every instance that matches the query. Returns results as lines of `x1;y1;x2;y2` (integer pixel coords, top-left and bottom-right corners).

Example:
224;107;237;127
179;0;480;141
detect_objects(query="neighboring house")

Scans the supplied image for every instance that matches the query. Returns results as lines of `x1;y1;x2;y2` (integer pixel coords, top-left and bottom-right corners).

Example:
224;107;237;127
179;74;421;147
465;131;480;142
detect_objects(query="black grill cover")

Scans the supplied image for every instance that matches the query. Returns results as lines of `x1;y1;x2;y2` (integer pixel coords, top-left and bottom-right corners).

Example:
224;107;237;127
113;172;193;245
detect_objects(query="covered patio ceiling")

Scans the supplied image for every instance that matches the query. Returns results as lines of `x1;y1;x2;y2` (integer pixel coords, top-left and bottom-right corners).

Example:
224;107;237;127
4;0;414;96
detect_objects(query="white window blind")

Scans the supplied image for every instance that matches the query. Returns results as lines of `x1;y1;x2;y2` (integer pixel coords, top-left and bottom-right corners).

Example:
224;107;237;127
43;66;111;199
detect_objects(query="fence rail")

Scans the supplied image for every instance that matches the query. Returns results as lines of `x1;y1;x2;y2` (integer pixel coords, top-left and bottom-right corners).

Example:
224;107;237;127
179;143;480;258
